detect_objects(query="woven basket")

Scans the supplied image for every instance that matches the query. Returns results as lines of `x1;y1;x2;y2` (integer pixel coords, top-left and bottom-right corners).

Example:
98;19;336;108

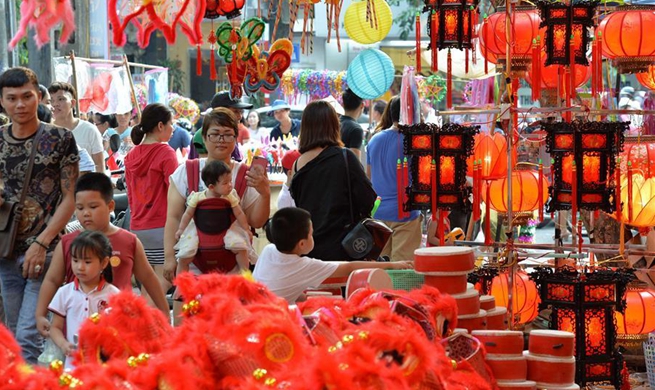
385;270;424;291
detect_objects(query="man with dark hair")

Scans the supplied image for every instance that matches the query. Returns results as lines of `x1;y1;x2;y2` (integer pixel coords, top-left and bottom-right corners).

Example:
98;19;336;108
340;88;365;159
0;67;79;363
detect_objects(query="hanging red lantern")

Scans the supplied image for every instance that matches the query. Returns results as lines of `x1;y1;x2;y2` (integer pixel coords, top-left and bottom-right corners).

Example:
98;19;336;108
478;7;545;71
486;169;549;214
490;270;540;324
206;0;246;19
526;55;591;90
599;7;655;73
637;66;655;90
615;284;655;334
466;132;517;180
621;141;655;179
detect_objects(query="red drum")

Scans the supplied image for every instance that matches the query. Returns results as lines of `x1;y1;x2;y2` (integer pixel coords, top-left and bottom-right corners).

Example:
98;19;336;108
536;384;579;390
414;246;475;273
496;381;536;390
423;271;469;294
485;355;527;381
452;288;481;316
457;310;487;332
525;352;576;386
345;269;393;298
528;330;575;358
485;306;508;330
471;330;523;356
480;295;496;311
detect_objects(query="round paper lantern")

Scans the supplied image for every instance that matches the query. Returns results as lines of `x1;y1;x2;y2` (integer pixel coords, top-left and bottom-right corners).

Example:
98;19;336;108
479;8;544;69
599;8;655;73
611;172;655;228
486;170;549;213
347;49;395;100
621;142;655;179
526;55;592;90
637;66;655;90
206;0;245;19
615;285;655;334
344;0;393;44
467;132;517;180
491;270;540;324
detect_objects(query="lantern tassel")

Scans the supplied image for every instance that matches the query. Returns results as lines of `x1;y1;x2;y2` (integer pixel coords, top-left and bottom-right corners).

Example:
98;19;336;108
438;210;445;246
196;45;202;76
551;158;555;221
531;39;539;101
416;12;421;74
483;16;488;74
538;159;544;222
485;180;492;246
572;160;577;232
536;37;541;100
431;10;438;72
465;49;469;74
208;29;217;81
569;34;576;100
473;161;480;221
591;36;597;96
431;159;437;221
597;31;603;95
616;157;622;220
628;161;633;223
397;158;404;221
403;157;409;218
447;49;452;109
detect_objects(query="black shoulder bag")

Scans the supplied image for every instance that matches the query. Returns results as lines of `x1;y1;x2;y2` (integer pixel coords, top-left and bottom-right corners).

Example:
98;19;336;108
0;125;45;260
340;149;393;260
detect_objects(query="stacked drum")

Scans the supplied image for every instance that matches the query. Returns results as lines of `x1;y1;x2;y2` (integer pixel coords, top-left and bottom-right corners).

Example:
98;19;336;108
471;330;535;390
526;330;578;390
480;295;508;330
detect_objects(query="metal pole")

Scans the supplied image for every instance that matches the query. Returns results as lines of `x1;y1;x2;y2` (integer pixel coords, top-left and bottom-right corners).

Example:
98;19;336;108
504;0;515;330
7;0;19;67
0;0;8;71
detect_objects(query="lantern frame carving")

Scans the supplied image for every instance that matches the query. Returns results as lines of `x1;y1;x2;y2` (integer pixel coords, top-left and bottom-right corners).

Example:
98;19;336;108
400;122;478;211
531;266;635;388
424;0;478;51
536;0;598;67
544;120;627;213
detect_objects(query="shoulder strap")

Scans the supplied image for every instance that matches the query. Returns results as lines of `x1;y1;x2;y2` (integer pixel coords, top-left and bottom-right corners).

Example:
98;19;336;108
19;124;45;206
342;148;355;225
185;159;200;195
235;163;249;198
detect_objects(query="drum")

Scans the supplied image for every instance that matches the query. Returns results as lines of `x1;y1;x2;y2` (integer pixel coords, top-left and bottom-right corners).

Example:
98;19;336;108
525;352;576;386
485;306;508;330
471;330;524;356
497;380;536;390
457;309;487;332
345;269;393;298
452;288;481;316
423;271;469;295
480;295;496;311
486;355;527;381
528;330;575;358
414;246;475;273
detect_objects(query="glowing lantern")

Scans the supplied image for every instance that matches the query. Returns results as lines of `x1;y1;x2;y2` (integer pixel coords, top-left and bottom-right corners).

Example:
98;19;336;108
491;270;540;324
526;55;591;90
637;65;655;90
611;173;655;228
486;170;549;213
621;141;655;179
479;8;545;71
467;132;517;180
344;0;393;45
615;285;655;334
599;7;655;73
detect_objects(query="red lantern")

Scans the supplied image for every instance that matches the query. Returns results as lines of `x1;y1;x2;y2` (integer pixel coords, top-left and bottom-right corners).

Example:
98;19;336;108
615;285;655;334
479;8;545;71
526;54;591;90
599;7;655;73
621;142;655;179
486;170;549;213
205;0;245;19
467;132;517;180
637;66;655;90
490;270;540;324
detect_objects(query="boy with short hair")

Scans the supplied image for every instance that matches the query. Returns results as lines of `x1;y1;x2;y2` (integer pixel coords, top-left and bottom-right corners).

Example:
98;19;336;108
35;173;169;337
253;207;412;303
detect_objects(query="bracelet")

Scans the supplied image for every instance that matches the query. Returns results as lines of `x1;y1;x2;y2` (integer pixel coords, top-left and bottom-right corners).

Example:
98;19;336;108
33;239;49;250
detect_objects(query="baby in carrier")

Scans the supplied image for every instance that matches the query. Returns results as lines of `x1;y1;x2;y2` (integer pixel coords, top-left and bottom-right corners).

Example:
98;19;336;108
174;160;254;273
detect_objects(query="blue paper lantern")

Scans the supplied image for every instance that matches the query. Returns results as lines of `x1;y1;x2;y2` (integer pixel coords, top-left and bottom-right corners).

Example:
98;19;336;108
347;49;395;100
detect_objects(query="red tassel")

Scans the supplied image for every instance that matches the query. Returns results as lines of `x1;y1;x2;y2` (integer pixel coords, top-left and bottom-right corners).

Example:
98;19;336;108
569;35;576;100
591;37;597;96
550;158;555;221
438;211;445;246
208;29;217;81
403;157;409;218
447;50;452;109
431;159;437;221
483;17;488;74
538;160;544;222
431;11;438;72
616;157;622;220
628;161;633;223
535;39;542;101
531;39;538;101
572;161;578;229
416;13;421;73
196;45;202;76
484;181;492;246
473;161;480;221
597;31;603;94
397;159;404;220
465;49;469;74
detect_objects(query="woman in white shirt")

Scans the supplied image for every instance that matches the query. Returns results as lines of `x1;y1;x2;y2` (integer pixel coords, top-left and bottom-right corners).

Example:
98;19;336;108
246;110;269;144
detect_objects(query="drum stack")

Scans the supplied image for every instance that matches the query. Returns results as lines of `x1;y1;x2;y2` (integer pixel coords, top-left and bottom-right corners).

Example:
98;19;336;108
525;330;578;390
480;295;509;330
472;330;535;390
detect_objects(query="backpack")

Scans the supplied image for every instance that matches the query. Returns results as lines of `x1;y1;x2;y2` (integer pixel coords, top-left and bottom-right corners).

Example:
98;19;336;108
185;159;248;273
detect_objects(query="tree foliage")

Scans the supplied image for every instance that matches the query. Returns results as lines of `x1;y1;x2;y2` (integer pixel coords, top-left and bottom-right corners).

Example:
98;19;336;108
386;0;423;40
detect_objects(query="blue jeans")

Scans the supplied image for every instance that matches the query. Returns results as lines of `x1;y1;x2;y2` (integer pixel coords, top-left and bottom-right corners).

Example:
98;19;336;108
0;253;51;364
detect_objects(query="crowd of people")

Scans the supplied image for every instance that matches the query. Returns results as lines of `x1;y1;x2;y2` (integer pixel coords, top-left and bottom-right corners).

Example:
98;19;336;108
0;66;424;369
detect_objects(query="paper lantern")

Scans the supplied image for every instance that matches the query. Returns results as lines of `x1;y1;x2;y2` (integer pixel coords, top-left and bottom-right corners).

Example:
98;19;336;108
486;170;549;214
206;0;245;19
479;8;544;70
344;0;393;44
347;49;395;100
466;132;517;180
615;284;655;334
491;270;540;324
612;172;655;228
621;141;655;179
637;66;655;90
599;7;655;73
526;56;591;90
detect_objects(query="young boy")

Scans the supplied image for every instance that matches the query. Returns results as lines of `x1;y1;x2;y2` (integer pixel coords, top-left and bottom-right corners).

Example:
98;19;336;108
253;207;412;303
35;173;169;337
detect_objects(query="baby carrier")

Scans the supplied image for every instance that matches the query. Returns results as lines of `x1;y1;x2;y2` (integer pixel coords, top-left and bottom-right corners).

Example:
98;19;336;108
186;159;248;273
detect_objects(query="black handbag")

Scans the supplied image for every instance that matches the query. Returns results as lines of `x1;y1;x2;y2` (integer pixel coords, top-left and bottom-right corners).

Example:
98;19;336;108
0;125;45;260
340;149;392;260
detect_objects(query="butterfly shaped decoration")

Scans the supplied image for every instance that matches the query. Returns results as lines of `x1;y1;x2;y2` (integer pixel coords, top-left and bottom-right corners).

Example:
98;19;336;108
243;39;293;96
109;0;151;47
79;72;113;113
215;17;266;63
9;0;76;49
146;0;192;44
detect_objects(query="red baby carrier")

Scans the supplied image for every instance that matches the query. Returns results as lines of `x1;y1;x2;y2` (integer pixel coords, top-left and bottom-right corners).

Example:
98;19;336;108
186;159;248;273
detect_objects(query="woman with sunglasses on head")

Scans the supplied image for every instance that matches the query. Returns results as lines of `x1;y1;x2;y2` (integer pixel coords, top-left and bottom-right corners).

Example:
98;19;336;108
163;107;271;281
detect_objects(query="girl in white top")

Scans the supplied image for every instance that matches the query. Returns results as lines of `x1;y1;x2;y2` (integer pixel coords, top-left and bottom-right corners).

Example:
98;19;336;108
174;160;254;272
48;231;120;370
246;110;270;144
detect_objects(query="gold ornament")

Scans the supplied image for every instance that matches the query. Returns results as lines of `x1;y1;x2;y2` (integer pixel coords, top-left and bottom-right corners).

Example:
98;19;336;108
339;363;349;371
50;359;64;374
59;373;73;386
342;334;354;344
451;359;458;370
264;378;277;386
182;299;200;316
358;331;369;340
253;368;268;380
89;313;101;324
127;356;138;368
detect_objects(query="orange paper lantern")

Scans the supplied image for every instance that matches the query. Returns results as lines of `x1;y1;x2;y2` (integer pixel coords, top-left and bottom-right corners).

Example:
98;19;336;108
491;270;540;324
486;170;549;213
611;172;655;228
637;65;655;90
621;142;655;179
526;54;591;90
615;285;655;334
599;8;655;73
467;132;517;180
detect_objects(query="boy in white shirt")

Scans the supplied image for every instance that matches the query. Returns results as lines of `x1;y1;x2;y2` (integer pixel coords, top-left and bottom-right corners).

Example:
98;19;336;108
253;207;412;303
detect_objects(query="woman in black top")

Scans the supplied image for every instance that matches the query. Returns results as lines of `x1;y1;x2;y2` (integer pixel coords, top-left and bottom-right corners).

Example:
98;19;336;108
290;100;376;260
